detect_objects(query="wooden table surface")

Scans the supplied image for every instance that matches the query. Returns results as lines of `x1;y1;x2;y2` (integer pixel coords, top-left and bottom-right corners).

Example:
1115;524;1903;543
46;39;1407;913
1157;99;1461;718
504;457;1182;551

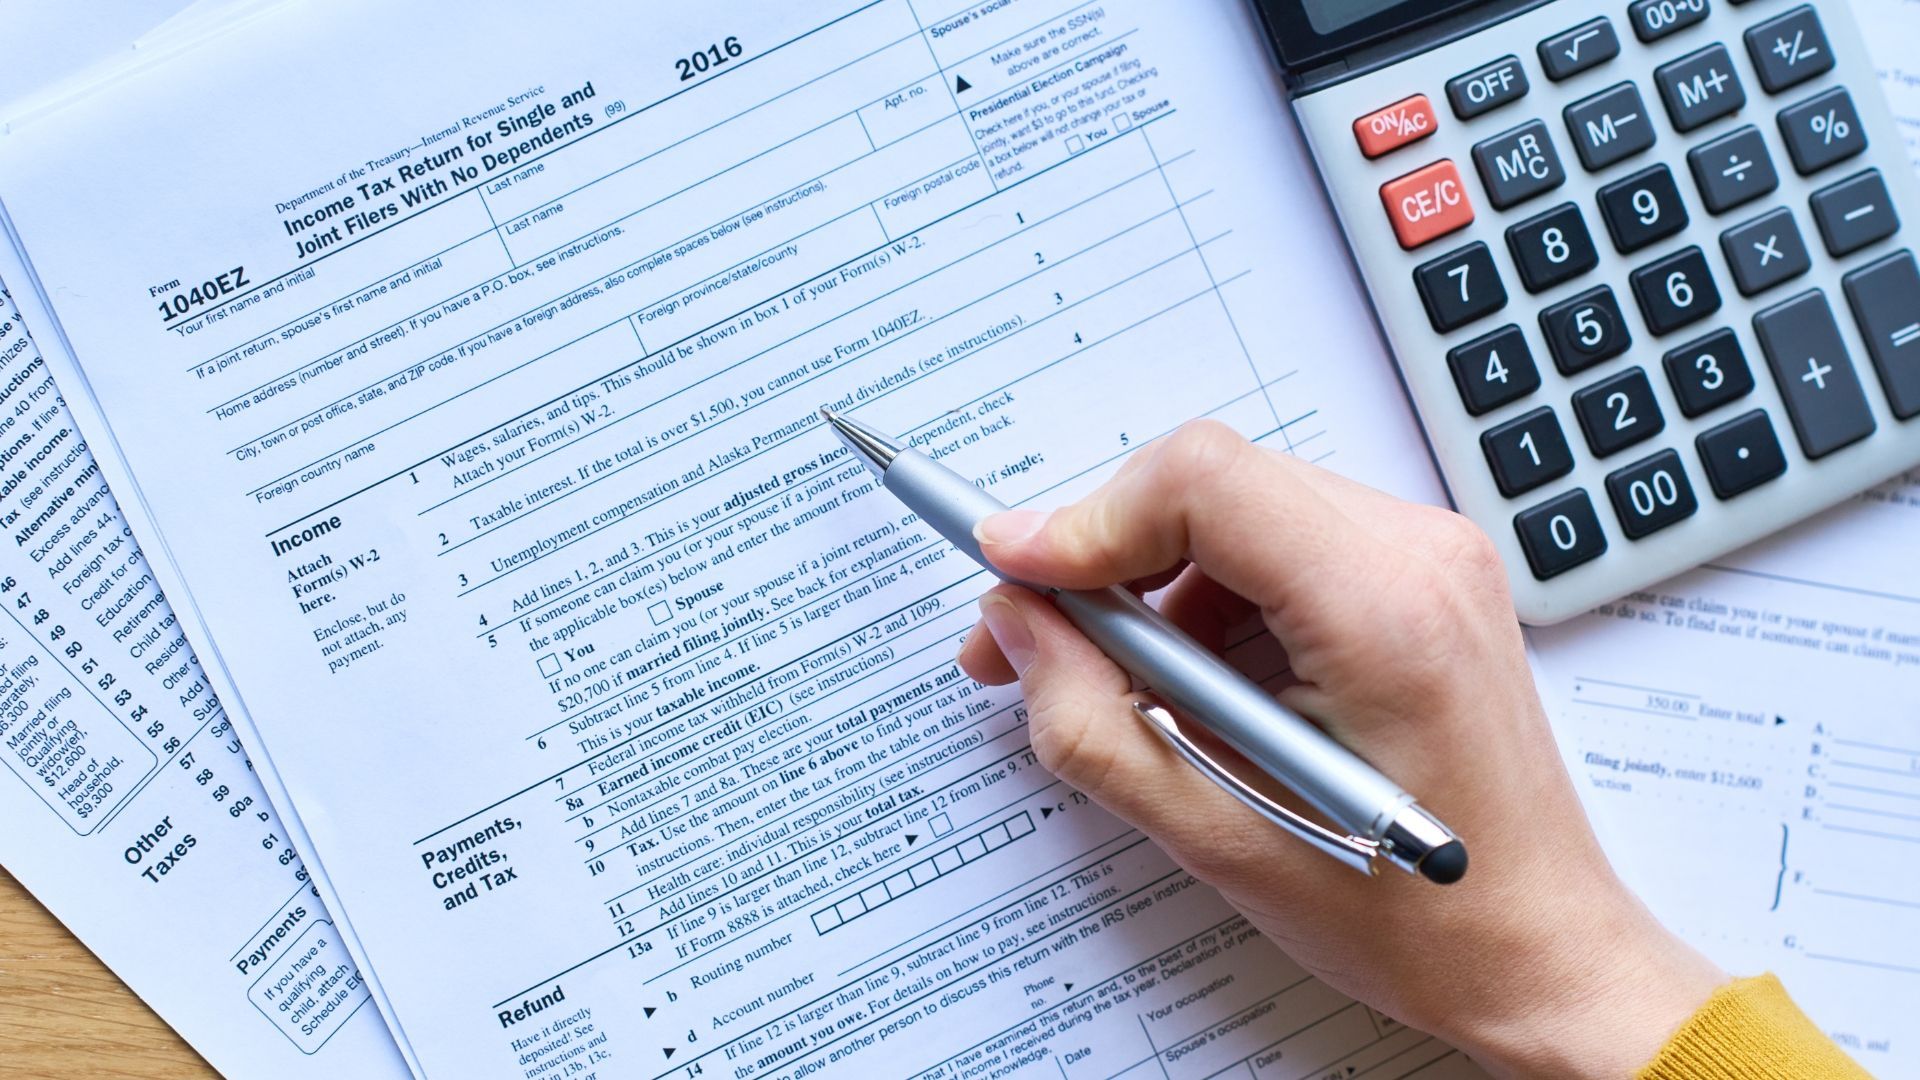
0;866;216;1079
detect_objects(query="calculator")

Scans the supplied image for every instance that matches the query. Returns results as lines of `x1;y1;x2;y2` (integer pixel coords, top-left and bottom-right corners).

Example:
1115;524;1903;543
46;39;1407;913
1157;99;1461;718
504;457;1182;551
1251;0;1920;624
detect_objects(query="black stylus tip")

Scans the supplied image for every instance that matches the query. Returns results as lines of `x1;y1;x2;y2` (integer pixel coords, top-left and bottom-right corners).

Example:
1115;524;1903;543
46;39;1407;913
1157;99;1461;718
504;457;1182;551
1419;840;1468;885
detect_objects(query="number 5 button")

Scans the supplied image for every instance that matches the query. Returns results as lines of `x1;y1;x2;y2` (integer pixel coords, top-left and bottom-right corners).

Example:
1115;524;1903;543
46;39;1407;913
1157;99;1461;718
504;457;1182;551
1515;490;1607;580
1605;449;1698;539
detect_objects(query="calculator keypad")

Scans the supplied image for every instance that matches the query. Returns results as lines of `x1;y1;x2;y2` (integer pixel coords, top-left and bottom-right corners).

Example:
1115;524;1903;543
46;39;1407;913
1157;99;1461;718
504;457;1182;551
1686;126;1778;213
1415;241;1508;330
1573;366;1666;456
1312;0;1920;612
1598;165;1690;251
1540;285;1632;373
1752;289;1876;457
1630;245;1721;333
1663;327;1755;416
1778;87;1867;174
1507;202;1599;292
1605;449;1699;538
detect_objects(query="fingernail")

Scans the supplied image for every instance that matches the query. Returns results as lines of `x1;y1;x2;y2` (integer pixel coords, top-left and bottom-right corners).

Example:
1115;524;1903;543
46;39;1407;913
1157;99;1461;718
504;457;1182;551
978;594;1037;676
974;509;1049;547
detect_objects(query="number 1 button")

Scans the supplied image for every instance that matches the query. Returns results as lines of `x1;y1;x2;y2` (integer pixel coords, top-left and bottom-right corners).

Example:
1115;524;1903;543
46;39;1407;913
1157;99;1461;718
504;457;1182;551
1515;490;1607;580
1482;406;1574;497
1415;242;1508;332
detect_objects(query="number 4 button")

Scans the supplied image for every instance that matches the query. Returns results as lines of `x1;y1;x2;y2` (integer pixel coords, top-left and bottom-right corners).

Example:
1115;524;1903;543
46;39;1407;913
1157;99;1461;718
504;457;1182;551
1448;324;1541;414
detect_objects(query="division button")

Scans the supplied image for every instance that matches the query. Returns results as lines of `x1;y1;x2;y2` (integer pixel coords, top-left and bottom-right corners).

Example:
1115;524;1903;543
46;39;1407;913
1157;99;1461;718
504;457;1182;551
1842;249;1920;418
1686;125;1778;213
1809;168;1899;256
1471;119;1566;209
1663;327;1755;416
1539;18;1620;82
1514;489;1607;580
1605;449;1698;539
1752;289;1876;457
1696;409;1788;499
1779;87;1867;174
1744;5;1834;94
1720;206;1813;297
1381;159;1475;249
1482;406;1575;496
1564;82;1656;171
1448;324;1542;415
1354;94;1438;158
1629;0;1710;43
1597;164;1690;252
1447;55;1529;119
1655;44;1746;132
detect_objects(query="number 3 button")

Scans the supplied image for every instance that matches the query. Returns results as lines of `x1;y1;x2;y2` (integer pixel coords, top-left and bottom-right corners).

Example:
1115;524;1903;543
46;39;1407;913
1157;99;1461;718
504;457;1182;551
1515;489;1607;580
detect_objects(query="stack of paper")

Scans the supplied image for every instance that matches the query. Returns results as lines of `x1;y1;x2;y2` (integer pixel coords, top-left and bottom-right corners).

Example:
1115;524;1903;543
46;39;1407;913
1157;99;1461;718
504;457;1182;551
0;1;1913;1077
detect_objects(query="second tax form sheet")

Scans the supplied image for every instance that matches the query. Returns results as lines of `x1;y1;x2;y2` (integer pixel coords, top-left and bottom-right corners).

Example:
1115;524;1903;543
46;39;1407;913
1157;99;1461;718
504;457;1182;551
0;1;1462;1077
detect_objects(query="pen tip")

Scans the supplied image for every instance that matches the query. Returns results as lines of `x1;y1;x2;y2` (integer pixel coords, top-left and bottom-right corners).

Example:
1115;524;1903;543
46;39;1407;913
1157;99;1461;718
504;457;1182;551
819;406;838;423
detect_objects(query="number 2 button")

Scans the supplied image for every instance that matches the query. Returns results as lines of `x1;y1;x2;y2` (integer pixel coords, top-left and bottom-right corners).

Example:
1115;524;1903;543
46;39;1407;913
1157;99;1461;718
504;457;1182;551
1574;366;1665;457
1415;242;1508;332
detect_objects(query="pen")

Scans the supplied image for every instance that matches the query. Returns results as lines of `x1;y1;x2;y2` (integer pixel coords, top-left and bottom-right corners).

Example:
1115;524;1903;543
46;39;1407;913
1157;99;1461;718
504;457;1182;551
822;408;1468;884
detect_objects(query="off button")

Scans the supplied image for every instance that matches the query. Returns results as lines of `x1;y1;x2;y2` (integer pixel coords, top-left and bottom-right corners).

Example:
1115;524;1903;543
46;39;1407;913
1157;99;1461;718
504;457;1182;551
1382;159;1475;249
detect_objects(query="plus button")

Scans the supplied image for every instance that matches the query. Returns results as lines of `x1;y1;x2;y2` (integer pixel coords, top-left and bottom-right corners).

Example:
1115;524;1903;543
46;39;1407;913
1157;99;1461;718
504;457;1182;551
1802;357;1833;390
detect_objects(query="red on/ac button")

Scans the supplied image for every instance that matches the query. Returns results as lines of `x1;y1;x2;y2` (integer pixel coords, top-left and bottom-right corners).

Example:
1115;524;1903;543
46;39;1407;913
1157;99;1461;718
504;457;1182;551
1380;160;1474;250
1353;94;1437;158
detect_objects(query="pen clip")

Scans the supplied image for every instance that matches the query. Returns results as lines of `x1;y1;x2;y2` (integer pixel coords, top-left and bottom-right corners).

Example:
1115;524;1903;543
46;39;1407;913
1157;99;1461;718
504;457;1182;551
1131;701;1380;876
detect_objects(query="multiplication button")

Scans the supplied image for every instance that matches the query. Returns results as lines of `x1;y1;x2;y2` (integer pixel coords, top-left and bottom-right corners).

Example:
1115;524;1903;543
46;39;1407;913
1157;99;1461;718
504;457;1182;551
1719;207;1811;296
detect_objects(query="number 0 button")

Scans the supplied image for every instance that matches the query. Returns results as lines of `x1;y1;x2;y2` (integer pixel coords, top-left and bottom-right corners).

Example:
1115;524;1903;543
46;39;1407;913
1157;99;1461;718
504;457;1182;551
1415;241;1508;332
1605;449;1698;539
1515;489;1607;580
1482;406;1575;497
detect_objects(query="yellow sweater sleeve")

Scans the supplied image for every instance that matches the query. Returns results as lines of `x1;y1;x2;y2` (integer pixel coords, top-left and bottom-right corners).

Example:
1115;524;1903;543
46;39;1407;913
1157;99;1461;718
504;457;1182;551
1636;974;1874;1079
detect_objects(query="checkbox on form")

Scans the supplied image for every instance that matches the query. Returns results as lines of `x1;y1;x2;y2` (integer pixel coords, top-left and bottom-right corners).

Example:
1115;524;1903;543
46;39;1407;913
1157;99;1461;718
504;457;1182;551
648;600;671;625
537;654;562;678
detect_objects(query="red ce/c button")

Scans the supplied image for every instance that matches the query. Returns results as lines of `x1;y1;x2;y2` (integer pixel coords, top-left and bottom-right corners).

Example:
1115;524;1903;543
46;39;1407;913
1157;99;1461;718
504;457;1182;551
1352;94;1437;158
1380;159;1474;250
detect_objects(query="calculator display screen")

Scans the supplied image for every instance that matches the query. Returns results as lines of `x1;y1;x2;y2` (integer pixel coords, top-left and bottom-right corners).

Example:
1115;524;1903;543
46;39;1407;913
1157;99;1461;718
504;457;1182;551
1300;0;1408;34
1254;0;1503;72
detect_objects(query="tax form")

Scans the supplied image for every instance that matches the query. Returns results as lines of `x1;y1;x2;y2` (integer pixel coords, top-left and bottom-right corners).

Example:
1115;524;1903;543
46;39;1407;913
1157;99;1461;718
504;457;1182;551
0;0;1482;1077
0;289;409;1075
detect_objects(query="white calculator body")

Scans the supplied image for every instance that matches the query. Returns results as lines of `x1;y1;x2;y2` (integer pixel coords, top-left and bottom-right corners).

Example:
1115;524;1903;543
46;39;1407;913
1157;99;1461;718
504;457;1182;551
1252;0;1920;624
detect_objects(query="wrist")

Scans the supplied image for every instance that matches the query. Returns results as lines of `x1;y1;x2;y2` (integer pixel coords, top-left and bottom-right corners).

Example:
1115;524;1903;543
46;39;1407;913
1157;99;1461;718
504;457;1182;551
1447;886;1726;1078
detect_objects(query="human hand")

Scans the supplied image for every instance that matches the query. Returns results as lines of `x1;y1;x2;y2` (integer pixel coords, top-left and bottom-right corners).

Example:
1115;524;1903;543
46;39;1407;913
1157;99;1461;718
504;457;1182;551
956;421;1724;1079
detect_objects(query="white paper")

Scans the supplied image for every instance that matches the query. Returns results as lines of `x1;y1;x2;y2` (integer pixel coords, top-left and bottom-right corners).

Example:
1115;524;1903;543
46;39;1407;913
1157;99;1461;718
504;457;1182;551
0;289;410;1076
0;0;1490;1076
1529;476;1920;1076
1854;0;1920;170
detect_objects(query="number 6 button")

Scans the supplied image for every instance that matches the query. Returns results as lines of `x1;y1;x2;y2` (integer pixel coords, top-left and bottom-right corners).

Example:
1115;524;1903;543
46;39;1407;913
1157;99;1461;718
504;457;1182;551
1515;490;1607;579
1605;449;1698;538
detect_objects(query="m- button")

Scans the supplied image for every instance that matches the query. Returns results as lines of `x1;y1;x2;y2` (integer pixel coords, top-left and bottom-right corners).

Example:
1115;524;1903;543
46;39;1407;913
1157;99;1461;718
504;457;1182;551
1381;159;1475;249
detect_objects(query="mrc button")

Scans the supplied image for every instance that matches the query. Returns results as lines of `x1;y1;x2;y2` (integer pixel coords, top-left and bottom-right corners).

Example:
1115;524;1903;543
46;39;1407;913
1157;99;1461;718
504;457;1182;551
1381;159;1475;249
1354;94;1438;158
1447;55;1528;119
